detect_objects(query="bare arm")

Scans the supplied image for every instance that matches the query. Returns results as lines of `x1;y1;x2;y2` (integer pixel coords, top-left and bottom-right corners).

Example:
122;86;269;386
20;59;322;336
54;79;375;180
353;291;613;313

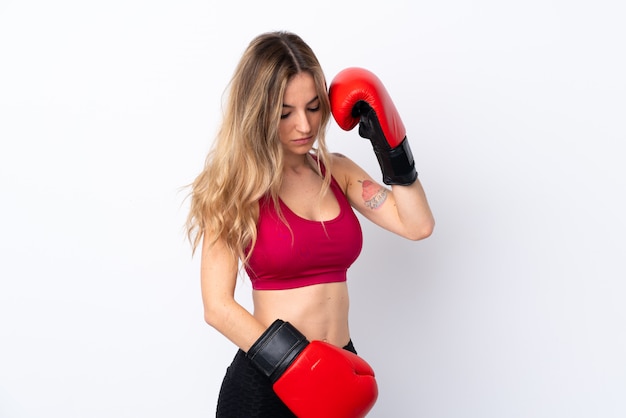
200;232;265;352
328;67;434;239
389;179;435;240
331;153;434;241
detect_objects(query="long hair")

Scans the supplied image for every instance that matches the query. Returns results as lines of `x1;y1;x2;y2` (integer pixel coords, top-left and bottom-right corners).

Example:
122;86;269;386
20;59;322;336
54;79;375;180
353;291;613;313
186;31;332;262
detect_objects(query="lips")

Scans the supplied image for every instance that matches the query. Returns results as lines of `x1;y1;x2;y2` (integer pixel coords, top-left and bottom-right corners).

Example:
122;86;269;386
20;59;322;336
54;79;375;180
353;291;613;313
292;136;313;144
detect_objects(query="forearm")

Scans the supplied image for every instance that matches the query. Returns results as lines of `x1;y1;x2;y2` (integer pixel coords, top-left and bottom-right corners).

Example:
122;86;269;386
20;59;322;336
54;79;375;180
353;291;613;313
391;178;434;240
204;298;266;352
200;233;267;352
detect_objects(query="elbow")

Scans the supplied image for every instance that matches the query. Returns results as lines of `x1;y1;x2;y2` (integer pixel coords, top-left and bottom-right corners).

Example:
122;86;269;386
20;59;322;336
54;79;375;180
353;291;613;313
406;218;435;241
202;299;227;329
203;307;218;329
203;308;218;328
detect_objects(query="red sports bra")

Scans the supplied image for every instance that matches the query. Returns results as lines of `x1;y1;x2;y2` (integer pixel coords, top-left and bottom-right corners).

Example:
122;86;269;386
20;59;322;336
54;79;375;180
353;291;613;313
245;167;363;291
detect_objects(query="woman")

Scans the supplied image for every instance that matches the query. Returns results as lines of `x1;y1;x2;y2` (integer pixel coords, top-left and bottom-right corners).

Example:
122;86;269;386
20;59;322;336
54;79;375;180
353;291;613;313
186;31;434;417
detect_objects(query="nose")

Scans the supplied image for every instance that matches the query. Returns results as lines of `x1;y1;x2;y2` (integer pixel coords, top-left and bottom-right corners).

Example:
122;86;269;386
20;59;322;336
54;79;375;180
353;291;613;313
295;111;312;134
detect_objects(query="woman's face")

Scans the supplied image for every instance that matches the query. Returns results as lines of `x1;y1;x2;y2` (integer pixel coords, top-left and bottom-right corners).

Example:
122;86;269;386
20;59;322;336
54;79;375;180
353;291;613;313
278;72;322;156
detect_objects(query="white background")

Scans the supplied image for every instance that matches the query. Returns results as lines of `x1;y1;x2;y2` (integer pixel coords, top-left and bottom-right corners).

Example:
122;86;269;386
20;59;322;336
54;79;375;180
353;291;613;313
1;1;625;417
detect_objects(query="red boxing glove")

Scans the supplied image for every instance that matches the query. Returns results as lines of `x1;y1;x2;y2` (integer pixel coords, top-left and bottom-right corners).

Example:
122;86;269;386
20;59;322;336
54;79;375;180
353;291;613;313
329;67;418;185
275;341;378;418
247;320;378;418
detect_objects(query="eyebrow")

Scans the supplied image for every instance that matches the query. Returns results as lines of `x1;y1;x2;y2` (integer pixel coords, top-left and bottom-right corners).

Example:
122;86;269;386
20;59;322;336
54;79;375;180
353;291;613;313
282;95;319;108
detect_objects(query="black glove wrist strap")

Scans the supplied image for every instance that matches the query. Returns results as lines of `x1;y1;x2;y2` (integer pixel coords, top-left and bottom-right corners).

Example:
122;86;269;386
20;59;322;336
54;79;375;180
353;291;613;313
373;137;418;185
246;319;309;383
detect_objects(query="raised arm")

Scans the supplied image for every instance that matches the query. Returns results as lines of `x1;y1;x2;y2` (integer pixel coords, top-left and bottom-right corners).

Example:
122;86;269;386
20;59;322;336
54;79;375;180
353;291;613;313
329;68;435;240
331;154;434;240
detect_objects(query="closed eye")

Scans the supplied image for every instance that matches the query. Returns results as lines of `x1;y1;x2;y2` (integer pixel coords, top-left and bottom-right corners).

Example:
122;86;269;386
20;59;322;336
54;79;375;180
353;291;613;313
280;106;319;119
281;96;320;119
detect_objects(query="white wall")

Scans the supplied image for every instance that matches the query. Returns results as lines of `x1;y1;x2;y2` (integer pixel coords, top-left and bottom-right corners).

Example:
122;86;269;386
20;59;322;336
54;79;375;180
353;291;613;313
1;1;625;417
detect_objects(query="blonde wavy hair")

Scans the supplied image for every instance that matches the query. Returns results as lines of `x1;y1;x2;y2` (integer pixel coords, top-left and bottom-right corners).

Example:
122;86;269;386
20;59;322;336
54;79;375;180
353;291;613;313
186;31;333;262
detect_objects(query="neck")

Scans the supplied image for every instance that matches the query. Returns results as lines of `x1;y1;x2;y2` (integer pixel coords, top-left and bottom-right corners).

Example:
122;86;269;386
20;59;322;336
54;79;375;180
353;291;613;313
283;152;312;174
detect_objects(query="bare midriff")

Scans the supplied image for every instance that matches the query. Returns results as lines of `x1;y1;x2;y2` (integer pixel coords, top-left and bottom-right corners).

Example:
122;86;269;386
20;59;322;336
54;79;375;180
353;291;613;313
252;281;351;348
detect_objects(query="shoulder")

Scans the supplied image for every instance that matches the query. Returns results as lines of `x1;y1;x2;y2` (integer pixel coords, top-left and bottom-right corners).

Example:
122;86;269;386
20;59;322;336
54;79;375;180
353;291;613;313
326;152;366;194
327;152;359;171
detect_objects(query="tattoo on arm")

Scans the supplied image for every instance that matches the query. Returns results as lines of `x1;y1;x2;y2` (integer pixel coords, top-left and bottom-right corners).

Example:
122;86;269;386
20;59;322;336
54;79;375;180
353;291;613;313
359;180;388;210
